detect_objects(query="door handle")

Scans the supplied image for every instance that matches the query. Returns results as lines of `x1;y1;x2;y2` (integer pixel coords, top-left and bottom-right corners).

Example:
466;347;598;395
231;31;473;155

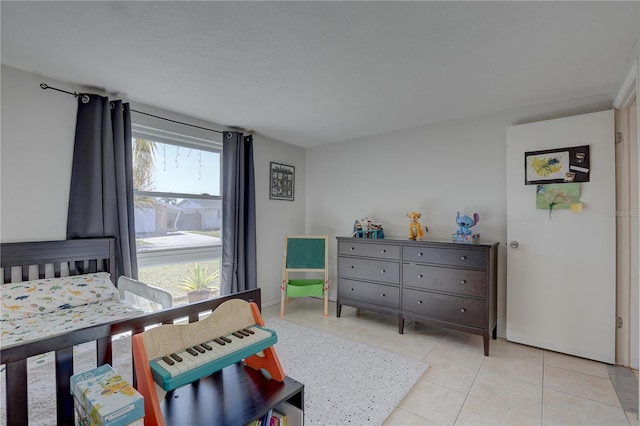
509;241;519;249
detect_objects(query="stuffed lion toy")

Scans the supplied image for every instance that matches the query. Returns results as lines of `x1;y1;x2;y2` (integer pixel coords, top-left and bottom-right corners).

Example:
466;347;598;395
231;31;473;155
407;211;426;240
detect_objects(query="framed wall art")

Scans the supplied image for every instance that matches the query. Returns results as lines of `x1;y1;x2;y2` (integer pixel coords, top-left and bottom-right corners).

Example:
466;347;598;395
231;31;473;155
524;145;590;185
270;162;295;201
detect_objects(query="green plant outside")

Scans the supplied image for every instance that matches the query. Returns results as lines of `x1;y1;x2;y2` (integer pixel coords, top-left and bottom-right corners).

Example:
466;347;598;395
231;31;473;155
138;260;221;306
176;263;220;292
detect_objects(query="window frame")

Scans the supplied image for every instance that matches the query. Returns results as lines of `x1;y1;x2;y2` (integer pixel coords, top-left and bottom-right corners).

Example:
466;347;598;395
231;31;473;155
131;123;223;268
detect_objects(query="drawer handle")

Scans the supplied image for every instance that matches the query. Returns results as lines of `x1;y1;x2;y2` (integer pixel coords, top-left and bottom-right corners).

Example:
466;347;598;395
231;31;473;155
460;308;467;313
418;252;423;256
381;249;386;253
381;294;386;297
460;280;467;284
461;256;468;261
350;288;354;292
418;274;423;279
418;300;423;304
350;265;355;269
350;247;355;251
380;269;386;274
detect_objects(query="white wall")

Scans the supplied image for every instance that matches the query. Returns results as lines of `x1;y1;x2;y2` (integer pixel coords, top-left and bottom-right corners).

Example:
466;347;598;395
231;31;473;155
306;96;613;338
1;65;77;241
0;65;304;306
253;135;306;304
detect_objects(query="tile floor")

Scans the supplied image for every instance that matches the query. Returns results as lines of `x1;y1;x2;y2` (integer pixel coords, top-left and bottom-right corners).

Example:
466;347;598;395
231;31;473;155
263;298;639;425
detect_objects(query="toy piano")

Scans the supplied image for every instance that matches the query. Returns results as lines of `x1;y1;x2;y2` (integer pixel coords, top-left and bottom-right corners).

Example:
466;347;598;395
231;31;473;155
132;299;284;426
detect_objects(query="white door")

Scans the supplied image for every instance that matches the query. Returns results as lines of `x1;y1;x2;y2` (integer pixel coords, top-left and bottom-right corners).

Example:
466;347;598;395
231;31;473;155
506;110;616;364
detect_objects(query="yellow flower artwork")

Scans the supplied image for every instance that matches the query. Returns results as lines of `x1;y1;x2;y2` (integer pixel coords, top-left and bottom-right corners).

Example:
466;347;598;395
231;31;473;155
525;150;569;183
531;156;563;177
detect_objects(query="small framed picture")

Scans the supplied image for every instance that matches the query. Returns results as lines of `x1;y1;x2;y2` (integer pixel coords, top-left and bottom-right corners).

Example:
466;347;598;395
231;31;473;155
270;162;295;201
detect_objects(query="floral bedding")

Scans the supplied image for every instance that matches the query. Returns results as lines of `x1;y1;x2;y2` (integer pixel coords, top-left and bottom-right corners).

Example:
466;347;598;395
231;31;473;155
0;273;144;347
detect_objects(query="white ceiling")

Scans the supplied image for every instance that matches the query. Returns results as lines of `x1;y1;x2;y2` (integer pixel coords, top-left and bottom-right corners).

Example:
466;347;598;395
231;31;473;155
1;1;638;148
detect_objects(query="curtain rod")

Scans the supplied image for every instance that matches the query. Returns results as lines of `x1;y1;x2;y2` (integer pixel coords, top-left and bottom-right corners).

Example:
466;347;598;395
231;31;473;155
40;83;224;135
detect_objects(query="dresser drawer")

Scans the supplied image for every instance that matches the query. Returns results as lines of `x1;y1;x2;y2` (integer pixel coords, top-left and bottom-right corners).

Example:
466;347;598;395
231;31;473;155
338;241;400;260
402;288;486;328
402;264;487;298
339;278;400;309
338;257;400;284
403;246;486;269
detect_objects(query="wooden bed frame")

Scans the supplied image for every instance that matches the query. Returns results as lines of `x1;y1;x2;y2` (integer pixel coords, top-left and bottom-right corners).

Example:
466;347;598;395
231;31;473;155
2;238;116;284
0;238;261;426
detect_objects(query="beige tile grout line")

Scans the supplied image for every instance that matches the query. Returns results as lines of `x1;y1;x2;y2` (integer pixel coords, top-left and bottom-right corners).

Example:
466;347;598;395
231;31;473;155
541;350;545;426
451;349;485;425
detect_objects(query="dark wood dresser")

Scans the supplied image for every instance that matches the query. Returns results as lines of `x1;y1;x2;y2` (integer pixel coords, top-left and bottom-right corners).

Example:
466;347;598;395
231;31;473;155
336;237;499;355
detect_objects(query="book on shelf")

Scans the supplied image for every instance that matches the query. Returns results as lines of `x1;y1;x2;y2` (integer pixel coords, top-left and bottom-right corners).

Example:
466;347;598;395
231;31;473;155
261;409;273;426
271;409;286;426
246;408;287;426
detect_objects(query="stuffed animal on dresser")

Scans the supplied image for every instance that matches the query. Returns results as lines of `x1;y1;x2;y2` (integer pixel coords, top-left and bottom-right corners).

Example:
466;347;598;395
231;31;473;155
456;212;479;235
407;211;426;240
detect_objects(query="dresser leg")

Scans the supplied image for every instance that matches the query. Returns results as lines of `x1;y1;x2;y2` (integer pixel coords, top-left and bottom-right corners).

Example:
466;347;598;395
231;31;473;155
398;314;404;334
483;335;490;356
336;302;342;318
492;325;497;340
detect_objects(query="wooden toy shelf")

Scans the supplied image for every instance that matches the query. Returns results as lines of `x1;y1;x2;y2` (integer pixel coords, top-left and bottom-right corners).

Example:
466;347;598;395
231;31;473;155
159;362;304;426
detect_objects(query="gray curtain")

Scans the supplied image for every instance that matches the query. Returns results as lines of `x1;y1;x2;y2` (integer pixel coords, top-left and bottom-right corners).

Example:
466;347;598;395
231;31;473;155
67;95;137;280
221;131;257;294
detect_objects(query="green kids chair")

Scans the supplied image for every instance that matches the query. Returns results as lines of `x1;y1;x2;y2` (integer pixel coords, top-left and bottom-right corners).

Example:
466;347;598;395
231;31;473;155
280;235;329;317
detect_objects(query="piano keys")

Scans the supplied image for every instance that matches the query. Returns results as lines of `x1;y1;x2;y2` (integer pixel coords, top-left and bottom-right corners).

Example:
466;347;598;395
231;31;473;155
149;324;277;391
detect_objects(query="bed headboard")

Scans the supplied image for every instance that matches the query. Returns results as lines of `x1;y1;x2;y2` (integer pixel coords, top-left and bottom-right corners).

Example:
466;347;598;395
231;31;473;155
1;238;116;284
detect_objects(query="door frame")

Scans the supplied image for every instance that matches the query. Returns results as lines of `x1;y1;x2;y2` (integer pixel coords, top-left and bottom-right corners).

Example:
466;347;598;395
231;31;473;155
613;60;639;369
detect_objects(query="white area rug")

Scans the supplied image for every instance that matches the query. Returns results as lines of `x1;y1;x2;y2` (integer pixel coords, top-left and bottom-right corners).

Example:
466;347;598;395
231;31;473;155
1;318;427;426
267;317;428;425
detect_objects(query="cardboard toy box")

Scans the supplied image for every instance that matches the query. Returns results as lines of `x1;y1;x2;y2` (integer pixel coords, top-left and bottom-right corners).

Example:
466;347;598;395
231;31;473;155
74;400;144;426
451;233;480;244
70;364;144;426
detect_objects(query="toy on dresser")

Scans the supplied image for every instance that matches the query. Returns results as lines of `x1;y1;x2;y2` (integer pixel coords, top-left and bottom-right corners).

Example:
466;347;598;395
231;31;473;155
452;211;480;243
352;217;385;239
407;211;428;240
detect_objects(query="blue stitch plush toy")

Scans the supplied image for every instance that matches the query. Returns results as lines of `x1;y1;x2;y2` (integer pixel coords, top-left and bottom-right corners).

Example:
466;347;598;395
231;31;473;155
456;211;479;235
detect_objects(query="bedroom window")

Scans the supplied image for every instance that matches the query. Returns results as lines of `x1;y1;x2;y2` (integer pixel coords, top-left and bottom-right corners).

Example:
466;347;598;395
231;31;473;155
131;124;222;305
